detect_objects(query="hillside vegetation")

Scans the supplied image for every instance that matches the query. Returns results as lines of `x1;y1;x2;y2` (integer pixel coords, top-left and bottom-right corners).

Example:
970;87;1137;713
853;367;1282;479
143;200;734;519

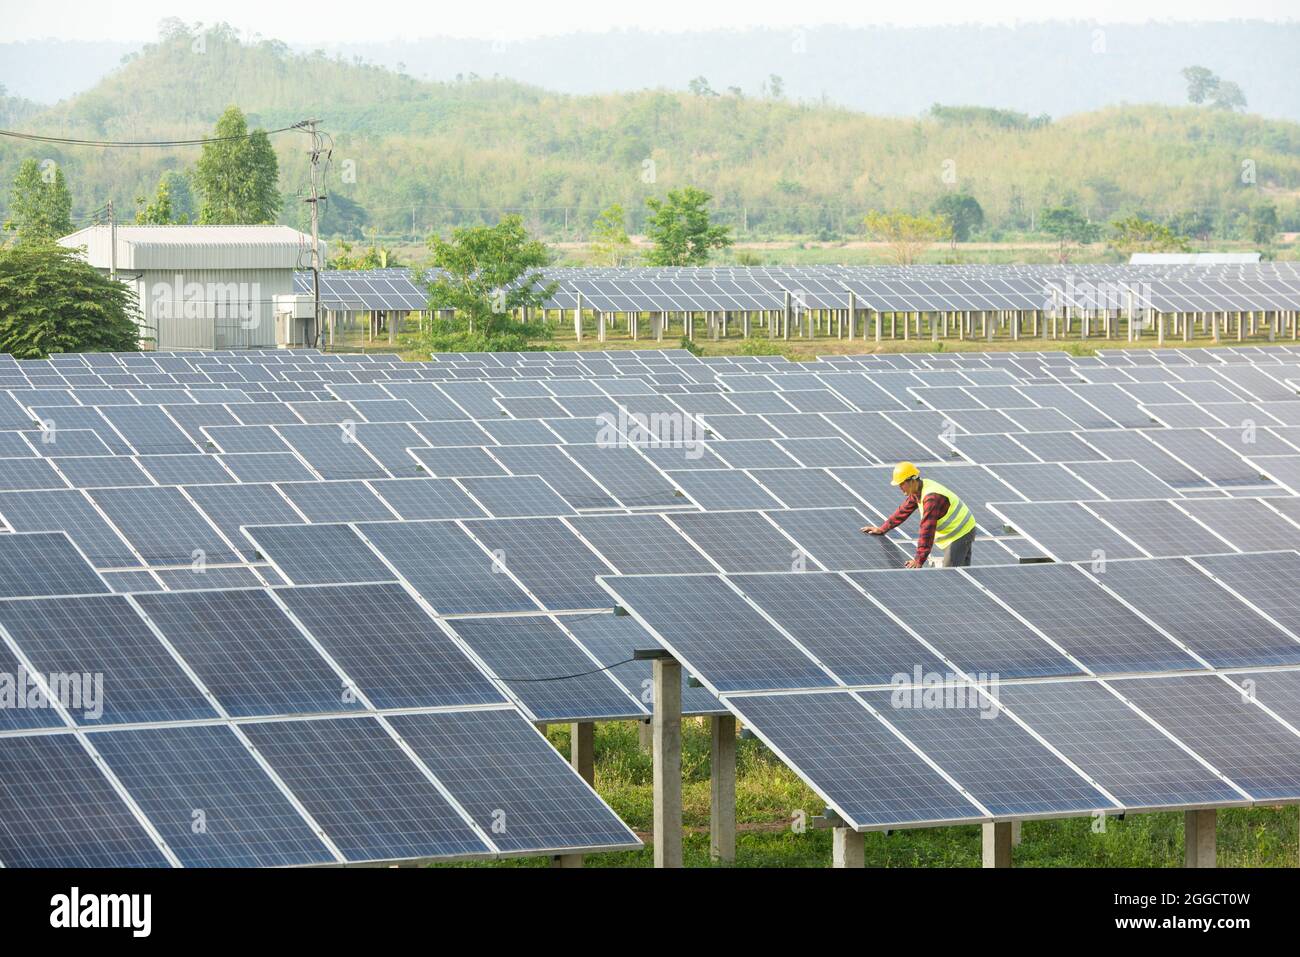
3;25;1298;244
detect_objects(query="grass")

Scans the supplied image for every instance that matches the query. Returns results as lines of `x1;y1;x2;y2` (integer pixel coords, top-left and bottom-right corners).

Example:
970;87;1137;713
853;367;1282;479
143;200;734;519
440;719;1300;868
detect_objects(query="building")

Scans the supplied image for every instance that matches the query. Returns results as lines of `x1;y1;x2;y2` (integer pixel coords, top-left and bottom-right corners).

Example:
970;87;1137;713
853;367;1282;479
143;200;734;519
58;224;324;350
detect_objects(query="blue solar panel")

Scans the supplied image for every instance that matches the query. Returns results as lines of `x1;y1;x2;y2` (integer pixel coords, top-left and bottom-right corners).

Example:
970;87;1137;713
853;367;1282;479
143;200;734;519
0;733;171;867
243;522;396;585
91;724;335;867
359;520;535;614
729;691;984;828
0;531;109;598
0;594;217;724
133;589;364;718
276;583;505;710
239;716;491;863
387;710;638;853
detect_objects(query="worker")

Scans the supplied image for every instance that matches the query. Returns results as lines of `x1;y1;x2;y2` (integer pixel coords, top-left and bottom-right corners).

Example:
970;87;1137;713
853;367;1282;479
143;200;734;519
860;462;976;568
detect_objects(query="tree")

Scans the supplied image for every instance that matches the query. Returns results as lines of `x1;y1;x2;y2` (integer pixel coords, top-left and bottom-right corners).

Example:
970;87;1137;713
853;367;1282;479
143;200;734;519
4;159;73;245
0;244;140;357
329;234;400;269
931;193;984;244
1108;215;1192;257
688;76;717;97
1182;66;1219;104
644;187;732;266
1245;203;1279;245
768;74;784;98
1170;209;1213;242
1209;81;1247;112
194;106;281;224
135;176;175;224
1039;206;1101;262
863;209;948;265
419;215;557;351
589;204;635;266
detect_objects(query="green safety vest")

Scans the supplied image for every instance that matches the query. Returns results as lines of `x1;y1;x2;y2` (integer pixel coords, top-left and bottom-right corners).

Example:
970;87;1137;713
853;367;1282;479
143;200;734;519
919;478;977;549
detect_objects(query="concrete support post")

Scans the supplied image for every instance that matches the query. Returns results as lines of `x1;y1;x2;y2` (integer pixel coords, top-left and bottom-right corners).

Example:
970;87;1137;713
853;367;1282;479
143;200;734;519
652;658;683;868
875;310;882;343
783;291;792;341
550;854;584;868
597;311;606;343
1011;820;1022;846
847;291;857;340
1184;809;1216;868
570;721;594;785
982;821;1013;868
637;718;652;751
710;714;737;863
832;827;865;868
574;292;584;341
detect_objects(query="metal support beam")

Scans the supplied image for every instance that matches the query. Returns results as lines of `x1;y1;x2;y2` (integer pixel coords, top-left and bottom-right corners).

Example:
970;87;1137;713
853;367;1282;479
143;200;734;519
570;721;594;785
1184;809;1216;868
832;827;865;868
652;657;683;868
982;821;1013;868
710;714;737;864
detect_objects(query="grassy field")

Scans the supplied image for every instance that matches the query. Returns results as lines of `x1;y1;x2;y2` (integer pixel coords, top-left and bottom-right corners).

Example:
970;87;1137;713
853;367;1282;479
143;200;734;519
445;720;1300;868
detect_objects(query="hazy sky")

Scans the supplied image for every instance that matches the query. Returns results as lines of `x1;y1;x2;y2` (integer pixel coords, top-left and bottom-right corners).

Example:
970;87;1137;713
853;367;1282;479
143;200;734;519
3;0;1296;43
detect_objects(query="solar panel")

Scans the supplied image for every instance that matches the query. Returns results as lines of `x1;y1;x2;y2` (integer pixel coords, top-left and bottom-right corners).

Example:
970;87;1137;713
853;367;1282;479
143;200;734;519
859;688;1114;817
239;716;490;862
51;455;153;488
91;486;241;566
667;511;817;573
243;522;396;586
1189;551;1300;635
996;680;1244;809
1092;558;1300;668
277;480;395;523
386;710;638;853
275;583;505;709
965;563;1203;674
358;521;535;615
444;616;643;720
989;501;1147;561
91;724;335;867
668;469;782;510
184;483;304;561
137;454;235;486
0;733;171;867
0;531;109;598
1108;675;1300;800
0;594;217;724
727;691;984;828
455;475;576;518
567;514;716;574
462;517;615;611
1086;500;1235;557
765;507;908;570
600;574;836;693
134;589;364;718
848;570;1083;679
732;572;945;685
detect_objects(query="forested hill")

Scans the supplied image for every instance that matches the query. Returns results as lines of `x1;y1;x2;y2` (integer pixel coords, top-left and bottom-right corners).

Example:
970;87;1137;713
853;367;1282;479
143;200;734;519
3;26;1298;242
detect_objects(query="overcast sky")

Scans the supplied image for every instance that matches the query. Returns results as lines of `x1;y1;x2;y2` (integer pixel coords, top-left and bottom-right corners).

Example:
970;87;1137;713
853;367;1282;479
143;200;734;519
3;0;1296;43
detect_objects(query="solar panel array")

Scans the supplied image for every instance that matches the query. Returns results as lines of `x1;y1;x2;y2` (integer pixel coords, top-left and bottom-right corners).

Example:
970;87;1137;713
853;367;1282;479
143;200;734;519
601;554;1300;831
3;338;1300;860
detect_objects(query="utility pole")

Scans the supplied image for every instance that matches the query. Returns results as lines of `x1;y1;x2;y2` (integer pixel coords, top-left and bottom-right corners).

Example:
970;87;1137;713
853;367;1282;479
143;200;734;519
303;119;328;350
107;199;117;281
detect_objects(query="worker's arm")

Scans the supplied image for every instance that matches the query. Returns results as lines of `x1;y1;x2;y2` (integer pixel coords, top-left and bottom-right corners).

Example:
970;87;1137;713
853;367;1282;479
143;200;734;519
868;496;918;534
910;492;949;566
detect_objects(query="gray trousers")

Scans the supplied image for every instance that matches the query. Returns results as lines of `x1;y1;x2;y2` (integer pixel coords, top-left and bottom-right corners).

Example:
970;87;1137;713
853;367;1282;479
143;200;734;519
938;528;976;567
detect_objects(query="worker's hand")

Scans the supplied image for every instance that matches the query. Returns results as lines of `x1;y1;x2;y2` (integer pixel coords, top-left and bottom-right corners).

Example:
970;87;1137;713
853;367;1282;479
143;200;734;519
861;525;885;535
904;558;924;569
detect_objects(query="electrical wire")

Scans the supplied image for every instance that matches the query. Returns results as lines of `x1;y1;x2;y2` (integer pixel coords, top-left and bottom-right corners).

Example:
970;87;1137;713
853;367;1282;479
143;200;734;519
0;122;312;149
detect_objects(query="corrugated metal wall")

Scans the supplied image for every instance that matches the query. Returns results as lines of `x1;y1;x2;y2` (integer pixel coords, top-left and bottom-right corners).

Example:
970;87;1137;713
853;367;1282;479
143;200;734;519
132;268;289;350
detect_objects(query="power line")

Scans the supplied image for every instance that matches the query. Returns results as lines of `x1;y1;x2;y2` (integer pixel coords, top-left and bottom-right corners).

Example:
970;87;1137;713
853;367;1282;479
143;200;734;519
0;122;311;149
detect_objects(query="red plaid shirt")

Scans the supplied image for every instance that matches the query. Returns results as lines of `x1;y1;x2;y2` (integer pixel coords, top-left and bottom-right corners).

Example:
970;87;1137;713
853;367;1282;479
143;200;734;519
879;492;951;565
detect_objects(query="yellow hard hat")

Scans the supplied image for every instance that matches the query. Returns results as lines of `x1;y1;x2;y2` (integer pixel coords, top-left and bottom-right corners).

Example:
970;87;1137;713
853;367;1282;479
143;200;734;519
891;461;920;486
